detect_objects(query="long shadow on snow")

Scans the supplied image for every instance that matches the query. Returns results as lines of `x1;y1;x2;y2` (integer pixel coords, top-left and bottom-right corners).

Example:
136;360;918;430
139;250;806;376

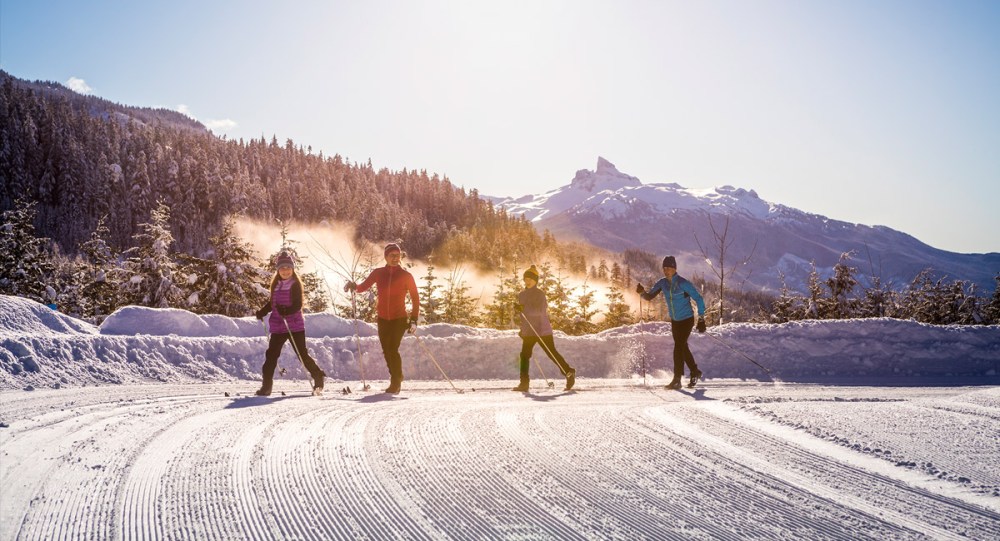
356;393;409;404
643;387;717;403
524;391;575;402
224;394;311;409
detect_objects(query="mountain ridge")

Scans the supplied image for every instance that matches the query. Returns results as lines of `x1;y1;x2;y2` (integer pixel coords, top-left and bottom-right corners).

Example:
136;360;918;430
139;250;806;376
489;158;998;293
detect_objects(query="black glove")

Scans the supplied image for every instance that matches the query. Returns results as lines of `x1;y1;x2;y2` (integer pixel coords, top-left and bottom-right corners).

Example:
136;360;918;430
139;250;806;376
696;318;706;333
276;305;294;317
343;281;357;293
255;306;269;321
513;303;523;313
635;283;645;294
407;316;418;334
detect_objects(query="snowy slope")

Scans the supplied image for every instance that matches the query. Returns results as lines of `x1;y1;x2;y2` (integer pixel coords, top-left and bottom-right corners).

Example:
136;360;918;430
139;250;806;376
489;158;999;293
2;294;1000;539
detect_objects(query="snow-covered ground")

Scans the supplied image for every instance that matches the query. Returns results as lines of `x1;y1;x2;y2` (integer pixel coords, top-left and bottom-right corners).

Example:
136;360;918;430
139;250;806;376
2;294;999;539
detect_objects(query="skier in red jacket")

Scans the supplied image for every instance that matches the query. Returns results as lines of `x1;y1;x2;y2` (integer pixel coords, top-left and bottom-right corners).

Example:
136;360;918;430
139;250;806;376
345;243;420;394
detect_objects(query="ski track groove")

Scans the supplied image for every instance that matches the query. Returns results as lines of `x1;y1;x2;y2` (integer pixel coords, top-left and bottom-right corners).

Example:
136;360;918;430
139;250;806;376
356;398;456;540
641;398;992;539
4;383;999;540
520;402;804;540
307;404;381;539
671;399;1000;537
629;403;924;540
2;396;213;540
478;405;680;540
377;400;584;539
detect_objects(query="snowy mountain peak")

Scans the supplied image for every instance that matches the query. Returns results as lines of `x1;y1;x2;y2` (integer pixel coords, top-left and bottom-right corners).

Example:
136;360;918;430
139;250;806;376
569;157;641;193
488;158;997;293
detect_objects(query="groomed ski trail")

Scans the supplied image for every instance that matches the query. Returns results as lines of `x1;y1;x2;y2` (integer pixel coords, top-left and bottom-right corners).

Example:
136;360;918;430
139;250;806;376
1;381;998;540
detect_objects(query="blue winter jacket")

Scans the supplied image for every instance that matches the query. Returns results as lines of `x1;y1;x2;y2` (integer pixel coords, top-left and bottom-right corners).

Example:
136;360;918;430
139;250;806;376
641;275;705;322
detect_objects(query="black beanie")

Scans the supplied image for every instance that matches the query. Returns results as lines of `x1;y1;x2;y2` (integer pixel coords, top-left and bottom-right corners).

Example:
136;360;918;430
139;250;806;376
523;265;540;281
662;256;677;269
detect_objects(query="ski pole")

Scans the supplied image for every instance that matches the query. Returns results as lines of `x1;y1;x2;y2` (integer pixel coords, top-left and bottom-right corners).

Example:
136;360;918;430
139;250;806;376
350;291;370;390
412;332;464;394
518;313;556;389
703;331;772;375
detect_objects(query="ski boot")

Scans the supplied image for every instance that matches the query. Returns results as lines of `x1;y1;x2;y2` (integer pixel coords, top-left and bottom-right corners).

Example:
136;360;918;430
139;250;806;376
665;378;683;390
312;371;325;396
512;378;530;392
564;368;576;391
687;370;702;388
255;381;273;396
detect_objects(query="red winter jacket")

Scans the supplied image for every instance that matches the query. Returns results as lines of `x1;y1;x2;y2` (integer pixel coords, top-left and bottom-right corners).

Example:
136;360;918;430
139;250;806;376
355;265;420;321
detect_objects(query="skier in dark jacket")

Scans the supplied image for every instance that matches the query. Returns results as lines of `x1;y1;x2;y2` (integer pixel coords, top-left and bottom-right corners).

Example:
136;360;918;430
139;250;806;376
636;256;706;389
254;252;326;396
513;265;576;392
344;243;419;394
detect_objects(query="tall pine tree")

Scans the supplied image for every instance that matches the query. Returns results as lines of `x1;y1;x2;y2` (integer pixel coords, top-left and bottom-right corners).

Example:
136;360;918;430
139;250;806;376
121;201;182;308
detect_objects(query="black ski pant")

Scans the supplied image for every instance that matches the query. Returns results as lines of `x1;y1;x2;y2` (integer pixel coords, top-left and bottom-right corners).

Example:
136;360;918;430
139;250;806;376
378;317;409;385
263;331;324;383
519;335;573;381
670;316;699;379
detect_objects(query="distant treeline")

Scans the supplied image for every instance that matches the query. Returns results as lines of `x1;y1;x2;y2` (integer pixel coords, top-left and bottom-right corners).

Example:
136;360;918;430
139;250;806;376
0;71;573;269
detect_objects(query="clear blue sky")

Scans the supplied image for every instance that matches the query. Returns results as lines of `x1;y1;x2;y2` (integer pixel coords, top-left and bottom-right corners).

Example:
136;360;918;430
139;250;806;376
2;0;998;253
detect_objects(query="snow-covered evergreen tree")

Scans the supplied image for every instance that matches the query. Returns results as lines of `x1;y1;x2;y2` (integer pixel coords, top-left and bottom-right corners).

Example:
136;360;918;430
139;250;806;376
826;252;859;319
419;260;443;324
439;265;480;326
0;199;55;304
602;261;634;329
482;263;522;329
47;247;86;317
300;270;330;313
77;216;123;321
121;201;182;308
984;274;1000;325
540;264;576;333
805;262;826;319
770;272;798;323
179;218;269;316
571;281;598;335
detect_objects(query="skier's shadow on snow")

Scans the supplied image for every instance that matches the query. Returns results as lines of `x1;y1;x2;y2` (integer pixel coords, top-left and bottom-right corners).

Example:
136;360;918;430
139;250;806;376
356;393;408;404
224;395;309;409
524;391;573;402
680;388;714;401
644;387;715;402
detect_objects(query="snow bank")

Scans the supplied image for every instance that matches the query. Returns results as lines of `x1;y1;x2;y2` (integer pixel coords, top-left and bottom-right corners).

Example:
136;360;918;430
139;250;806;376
0;295;97;335
2;294;999;391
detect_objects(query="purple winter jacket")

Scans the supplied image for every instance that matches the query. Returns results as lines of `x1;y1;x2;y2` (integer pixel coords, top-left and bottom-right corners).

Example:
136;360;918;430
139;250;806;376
264;278;305;334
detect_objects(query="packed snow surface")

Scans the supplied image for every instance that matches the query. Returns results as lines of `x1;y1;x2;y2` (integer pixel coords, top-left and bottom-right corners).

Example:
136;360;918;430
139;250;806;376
2;294;999;539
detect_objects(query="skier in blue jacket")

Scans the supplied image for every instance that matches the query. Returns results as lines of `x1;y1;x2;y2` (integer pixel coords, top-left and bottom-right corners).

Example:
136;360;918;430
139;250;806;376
636;256;707;389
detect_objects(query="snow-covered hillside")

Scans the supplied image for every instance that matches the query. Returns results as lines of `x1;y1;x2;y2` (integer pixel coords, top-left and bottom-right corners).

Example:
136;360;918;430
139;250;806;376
490;158;999;293
2;294;1000;539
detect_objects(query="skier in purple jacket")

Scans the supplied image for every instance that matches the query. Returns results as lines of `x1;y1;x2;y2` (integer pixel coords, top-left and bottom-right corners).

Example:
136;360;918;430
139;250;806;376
254;252;325;396
513;265;576;392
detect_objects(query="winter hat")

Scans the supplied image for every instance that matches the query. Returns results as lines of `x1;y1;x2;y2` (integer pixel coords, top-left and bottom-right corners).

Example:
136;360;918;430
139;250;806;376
662;255;677;269
384;243;401;257
523;265;540;282
275;252;295;270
